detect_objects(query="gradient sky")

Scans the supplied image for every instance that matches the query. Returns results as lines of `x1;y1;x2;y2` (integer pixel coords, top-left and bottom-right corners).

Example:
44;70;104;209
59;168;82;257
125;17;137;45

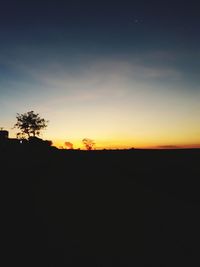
0;0;200;148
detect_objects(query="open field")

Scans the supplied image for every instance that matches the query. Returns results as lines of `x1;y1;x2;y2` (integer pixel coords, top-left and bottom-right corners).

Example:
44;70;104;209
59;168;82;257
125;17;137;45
1;147;200;266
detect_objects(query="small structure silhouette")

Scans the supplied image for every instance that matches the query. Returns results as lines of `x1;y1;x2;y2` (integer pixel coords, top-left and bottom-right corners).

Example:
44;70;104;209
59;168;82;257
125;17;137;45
0;129;51;149
0;129;22;147
0;128;9;141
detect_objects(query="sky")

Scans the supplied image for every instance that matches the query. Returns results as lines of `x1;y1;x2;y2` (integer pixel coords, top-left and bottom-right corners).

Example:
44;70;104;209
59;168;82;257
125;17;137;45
0;0;200;149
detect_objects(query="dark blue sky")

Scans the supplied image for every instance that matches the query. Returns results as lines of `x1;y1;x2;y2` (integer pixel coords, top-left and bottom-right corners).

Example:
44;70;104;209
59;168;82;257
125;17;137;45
0;0;200;148
1;1;199;47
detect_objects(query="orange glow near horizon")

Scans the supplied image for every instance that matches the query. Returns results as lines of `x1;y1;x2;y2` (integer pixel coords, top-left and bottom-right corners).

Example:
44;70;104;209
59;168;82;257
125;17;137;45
7;129;200;150
52;138;200;150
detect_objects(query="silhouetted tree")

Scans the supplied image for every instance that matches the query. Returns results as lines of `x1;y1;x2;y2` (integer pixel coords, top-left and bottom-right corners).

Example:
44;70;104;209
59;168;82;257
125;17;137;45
64;142;74;149
14;111;48;139
82;138;95;150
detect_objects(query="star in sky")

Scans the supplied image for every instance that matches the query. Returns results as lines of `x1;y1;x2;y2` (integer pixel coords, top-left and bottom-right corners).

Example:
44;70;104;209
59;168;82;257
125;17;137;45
129;16;143;25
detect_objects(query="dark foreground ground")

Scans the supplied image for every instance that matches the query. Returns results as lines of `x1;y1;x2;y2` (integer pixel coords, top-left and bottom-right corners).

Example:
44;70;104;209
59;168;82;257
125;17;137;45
1;146;200;266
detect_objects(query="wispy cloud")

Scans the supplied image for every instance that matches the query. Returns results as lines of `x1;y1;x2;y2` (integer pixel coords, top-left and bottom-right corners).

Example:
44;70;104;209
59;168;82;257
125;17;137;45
157;145;180;149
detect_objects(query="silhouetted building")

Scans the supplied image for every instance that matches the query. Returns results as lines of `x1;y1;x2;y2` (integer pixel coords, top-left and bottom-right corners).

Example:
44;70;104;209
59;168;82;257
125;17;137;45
0;129;52;149
0;129;22;147
0;130;9;140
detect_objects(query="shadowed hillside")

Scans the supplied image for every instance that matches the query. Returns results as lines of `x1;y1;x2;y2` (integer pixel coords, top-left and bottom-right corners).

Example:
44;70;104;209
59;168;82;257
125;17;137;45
1;146;200;266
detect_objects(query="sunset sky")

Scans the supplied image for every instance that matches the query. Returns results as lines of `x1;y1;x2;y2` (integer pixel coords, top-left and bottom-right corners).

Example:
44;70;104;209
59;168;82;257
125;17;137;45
0;0;200;149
